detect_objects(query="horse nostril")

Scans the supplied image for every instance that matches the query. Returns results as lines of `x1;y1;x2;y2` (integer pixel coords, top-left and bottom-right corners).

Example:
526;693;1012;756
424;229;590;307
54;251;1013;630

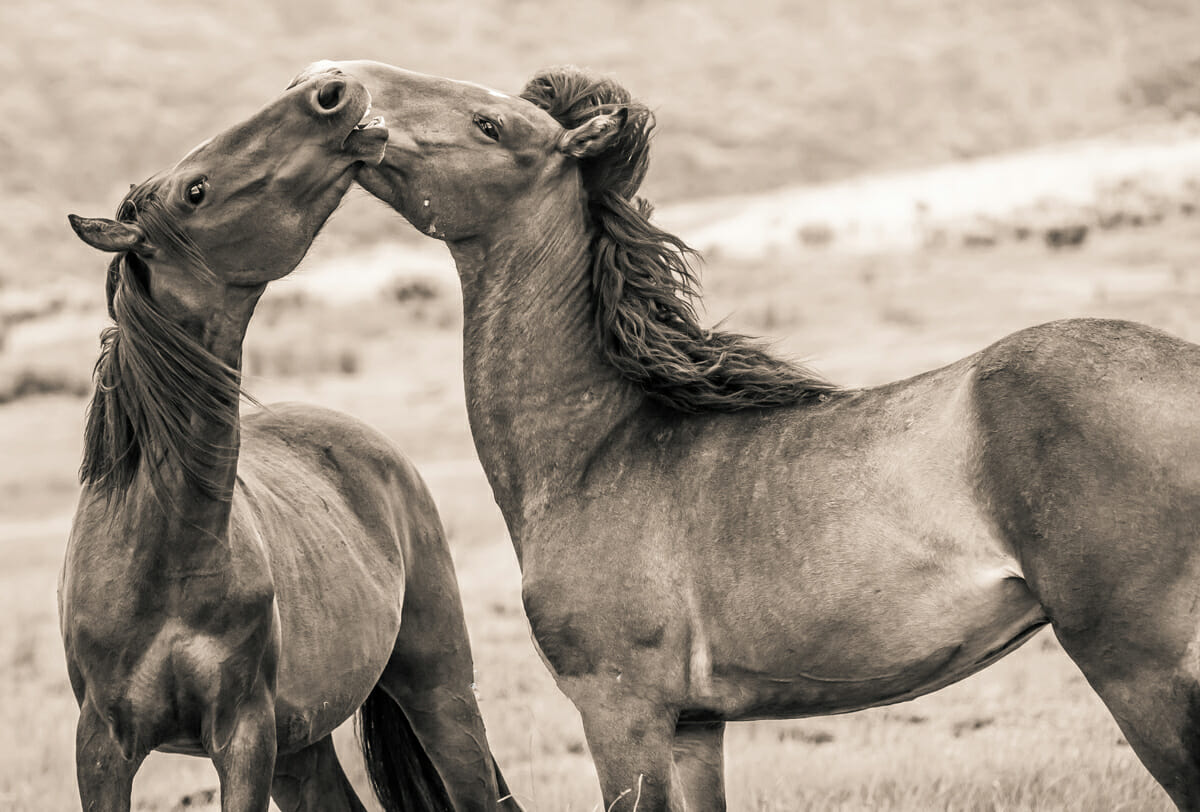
317;80;345;111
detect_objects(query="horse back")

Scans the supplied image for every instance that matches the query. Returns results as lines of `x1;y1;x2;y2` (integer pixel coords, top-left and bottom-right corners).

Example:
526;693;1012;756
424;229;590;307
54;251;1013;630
238;400;443;571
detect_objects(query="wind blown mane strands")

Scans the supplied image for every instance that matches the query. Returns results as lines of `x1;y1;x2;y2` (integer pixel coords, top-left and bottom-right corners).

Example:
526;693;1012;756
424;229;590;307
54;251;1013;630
80;183;242;501
521;68;840;412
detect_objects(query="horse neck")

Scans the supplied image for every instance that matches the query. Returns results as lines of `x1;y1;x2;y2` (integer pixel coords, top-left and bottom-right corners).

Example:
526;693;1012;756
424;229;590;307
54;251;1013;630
105;281;261;567
449;188;644;554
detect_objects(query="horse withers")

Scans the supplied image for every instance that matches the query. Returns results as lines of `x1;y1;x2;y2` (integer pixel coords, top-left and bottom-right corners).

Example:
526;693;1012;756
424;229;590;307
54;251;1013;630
316;59;1200;811
62;70;516;811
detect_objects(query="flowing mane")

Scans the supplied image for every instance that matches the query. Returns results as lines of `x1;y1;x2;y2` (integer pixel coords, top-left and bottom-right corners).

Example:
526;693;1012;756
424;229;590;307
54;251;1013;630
521;67;840;413
80;181;242;500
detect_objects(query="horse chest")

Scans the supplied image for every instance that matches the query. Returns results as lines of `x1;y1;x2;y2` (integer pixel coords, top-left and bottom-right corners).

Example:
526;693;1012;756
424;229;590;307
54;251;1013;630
63;555;277;757
68;615;254;755
521;560;679;685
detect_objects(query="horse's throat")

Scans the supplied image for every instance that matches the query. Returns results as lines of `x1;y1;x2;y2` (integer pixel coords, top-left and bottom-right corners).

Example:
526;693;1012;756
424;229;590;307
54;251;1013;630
453;241;641;539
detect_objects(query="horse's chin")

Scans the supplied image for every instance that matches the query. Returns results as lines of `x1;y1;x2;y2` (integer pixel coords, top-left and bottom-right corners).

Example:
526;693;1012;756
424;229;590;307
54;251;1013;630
354;166;420;225
342;124;389;164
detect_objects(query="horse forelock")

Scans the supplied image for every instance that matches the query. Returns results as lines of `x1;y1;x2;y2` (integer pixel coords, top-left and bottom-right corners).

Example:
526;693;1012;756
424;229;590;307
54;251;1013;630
80;183;241;502
520;67;840;413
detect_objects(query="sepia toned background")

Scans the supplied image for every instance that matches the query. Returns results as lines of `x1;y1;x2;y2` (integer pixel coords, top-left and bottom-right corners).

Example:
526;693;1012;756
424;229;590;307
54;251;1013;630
4;0;1200;808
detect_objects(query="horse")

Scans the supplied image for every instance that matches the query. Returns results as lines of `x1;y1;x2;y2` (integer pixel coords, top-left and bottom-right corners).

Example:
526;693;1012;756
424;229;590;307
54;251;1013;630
301;59;1200;810
61;70;517;812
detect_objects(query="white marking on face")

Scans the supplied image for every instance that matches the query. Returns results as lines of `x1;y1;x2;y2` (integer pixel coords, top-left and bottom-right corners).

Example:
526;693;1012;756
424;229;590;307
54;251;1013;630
307;59;339;74
457;79;510;99
175;137;213;169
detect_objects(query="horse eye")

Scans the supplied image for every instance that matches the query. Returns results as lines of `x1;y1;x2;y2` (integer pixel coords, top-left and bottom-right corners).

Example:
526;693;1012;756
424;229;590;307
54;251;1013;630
186;180;206;206
474;115;501;142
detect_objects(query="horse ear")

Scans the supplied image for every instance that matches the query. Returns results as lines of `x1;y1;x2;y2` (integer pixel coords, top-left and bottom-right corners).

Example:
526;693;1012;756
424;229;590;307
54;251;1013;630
68;214;148;254
559;108;628;158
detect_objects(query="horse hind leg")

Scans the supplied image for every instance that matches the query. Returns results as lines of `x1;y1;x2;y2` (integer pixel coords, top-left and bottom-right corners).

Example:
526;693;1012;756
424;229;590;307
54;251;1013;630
1053;622;1200;810
371;529;514;809
270;735;367;812
371;622;509;810
369;599;511;806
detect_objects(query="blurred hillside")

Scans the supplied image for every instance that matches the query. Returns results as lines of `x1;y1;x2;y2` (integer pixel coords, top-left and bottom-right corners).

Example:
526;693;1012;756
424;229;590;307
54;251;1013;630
3;0;1200;285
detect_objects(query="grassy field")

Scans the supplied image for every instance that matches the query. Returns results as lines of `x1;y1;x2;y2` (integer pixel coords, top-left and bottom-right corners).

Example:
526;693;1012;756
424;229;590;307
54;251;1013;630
5;0;1200;285
6;1;1200;808
6;217;1200;809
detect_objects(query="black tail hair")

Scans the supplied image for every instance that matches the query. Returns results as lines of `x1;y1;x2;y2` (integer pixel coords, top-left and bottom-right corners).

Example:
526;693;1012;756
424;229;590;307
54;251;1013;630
357;685;454;812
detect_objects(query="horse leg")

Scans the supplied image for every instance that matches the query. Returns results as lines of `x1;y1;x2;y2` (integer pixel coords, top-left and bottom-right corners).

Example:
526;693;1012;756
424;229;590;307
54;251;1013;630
209;692;276;812
376;580;505;809
75;704;144;811
568;687;677;812
669;721;726;811
270;735;366;812
1053;627;1200;810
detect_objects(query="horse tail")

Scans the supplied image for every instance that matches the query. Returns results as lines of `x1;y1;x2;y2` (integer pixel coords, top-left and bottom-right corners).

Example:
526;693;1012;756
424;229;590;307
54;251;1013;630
357;684;454;812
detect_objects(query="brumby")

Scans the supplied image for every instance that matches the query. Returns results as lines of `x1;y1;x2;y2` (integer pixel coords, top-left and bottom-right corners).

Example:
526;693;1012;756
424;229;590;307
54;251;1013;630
309;58;1200;811
62;70;516;811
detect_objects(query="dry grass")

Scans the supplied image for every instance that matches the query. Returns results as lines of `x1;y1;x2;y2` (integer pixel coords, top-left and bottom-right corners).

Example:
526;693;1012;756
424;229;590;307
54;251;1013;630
5;219;1200;809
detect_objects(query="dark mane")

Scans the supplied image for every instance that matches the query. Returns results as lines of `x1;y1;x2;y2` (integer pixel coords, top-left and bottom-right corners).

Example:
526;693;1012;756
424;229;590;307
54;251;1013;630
521;67;839;413
80;180;241;501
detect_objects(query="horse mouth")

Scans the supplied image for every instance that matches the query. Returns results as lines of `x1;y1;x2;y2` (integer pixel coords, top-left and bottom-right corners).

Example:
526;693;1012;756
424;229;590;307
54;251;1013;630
354;102;385;132
343;94;388;163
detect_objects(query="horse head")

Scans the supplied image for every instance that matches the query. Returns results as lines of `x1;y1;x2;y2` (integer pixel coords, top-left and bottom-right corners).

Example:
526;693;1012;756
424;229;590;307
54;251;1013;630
303;60;635;243
69;69;387;315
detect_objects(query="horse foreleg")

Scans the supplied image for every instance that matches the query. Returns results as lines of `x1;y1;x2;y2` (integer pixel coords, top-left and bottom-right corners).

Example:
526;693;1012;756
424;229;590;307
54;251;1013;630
670;720;726;811
568;684;677;812
75;704;144;811
209;691;276;812
270;735;366;812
